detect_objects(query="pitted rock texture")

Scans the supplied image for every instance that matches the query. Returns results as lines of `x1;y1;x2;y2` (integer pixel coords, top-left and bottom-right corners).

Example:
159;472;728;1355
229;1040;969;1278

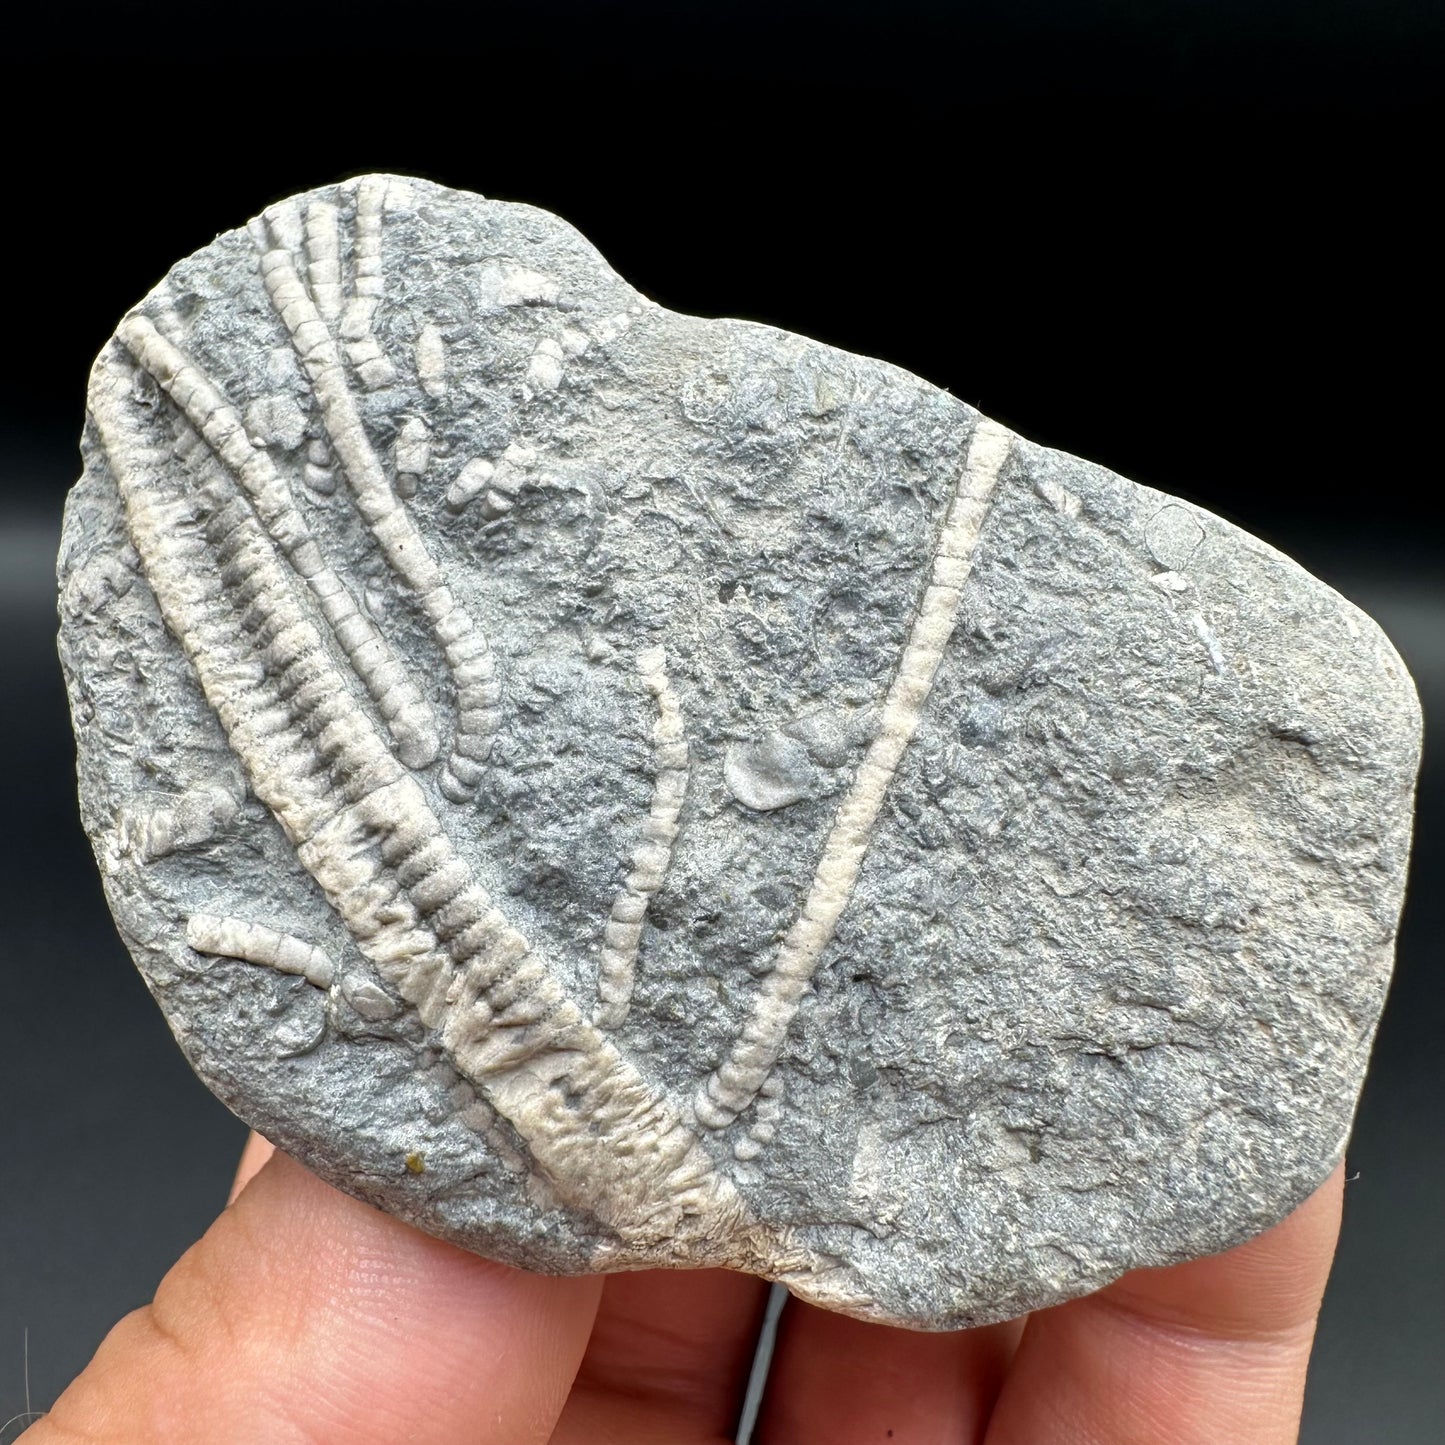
58;175;1420;1328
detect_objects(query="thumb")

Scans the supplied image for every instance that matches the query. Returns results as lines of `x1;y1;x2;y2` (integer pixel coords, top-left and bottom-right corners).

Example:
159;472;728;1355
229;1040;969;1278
26;1148;602;1445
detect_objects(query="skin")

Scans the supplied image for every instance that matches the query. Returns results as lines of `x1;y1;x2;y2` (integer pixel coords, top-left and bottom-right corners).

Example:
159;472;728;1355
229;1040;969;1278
24;1135;1343;1445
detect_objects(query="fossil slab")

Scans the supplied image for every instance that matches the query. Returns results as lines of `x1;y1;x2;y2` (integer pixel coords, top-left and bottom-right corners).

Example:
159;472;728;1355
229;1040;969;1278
59;175;1420;1328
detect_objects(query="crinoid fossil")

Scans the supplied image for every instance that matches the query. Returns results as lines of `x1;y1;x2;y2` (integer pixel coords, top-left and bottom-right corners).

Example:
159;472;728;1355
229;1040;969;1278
60;176;1420;1327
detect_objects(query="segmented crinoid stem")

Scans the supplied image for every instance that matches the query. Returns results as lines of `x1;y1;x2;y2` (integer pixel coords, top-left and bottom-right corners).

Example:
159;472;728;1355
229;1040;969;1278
303;200;344;324
89;348;760;1260
117;778;244;862
338;178;397;390
594;646;690;1029
186;913;336;989
733;1074;785;1162
256;245;502;803
445;457;495;514
304;436;337;497
526;336;566;393
394;416;430;499
349;177;386;300
446;443;537;518
694;420;1013;1131
415;322;447;398
116;314;441;771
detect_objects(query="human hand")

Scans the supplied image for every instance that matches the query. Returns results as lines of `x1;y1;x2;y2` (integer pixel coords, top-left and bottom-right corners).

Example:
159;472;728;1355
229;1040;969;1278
24;1134;1342;1444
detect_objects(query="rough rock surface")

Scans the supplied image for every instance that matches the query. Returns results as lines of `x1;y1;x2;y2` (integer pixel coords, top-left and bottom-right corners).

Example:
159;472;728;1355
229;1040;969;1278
58;176;1420;1328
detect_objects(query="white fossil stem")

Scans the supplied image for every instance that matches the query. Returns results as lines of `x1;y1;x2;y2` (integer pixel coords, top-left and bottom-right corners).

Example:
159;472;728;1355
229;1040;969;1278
258;199;303;259
304;201;344;325
595;646;690;1029
694;419;1013;1130
526;336;565;392
304;436;337;496
445;456;495;514
350;176;386;301
118;778;243;862
415;322;447;398
186;913;336;990
90;350;762;1263
339;177;397;389
394;416;430;499
257;246;502;802
116;315;441;771
734;1076;785;1161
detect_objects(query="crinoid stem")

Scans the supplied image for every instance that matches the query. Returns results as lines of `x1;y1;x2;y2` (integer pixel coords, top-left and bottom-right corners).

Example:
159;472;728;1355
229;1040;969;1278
89;349;767;1264
694;419;1014;1131
186;913;336;990
256;245;501;803
118;778;244;863
393;416;430;499
304;435;338;496
445;456;496;514
349;177;386;302
303;200;344;324
415;322;448;399
594;646;690;1029
337;178;397;390
116;315;441;771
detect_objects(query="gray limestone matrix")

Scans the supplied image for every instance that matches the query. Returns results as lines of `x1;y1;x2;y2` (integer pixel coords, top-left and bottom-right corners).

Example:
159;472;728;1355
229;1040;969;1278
58;176;1421;1328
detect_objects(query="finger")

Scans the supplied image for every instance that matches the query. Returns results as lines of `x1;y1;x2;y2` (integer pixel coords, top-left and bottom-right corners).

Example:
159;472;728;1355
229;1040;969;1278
549;1268;771;1444
228;1130;274;1202
29;1149;602;1445
755;1298;1024;1445
984;1164;1345;1445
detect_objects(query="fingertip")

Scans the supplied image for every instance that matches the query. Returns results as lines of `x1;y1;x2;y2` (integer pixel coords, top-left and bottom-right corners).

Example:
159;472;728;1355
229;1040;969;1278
985;1166;1348;1445
1101;1162;1346;1342
755;1300;1024;1445
227;1130;275;1203
35;1148;601;1445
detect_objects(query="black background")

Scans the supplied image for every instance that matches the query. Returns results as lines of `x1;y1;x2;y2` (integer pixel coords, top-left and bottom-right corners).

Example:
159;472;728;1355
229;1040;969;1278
1;4;1440;1440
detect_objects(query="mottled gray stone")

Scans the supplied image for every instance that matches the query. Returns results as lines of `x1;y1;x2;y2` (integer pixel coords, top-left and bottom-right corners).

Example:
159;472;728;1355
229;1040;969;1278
58;175;1420;1328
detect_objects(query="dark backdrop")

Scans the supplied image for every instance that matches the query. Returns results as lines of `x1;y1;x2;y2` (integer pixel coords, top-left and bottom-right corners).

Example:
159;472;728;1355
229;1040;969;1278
1;4;1440;1441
